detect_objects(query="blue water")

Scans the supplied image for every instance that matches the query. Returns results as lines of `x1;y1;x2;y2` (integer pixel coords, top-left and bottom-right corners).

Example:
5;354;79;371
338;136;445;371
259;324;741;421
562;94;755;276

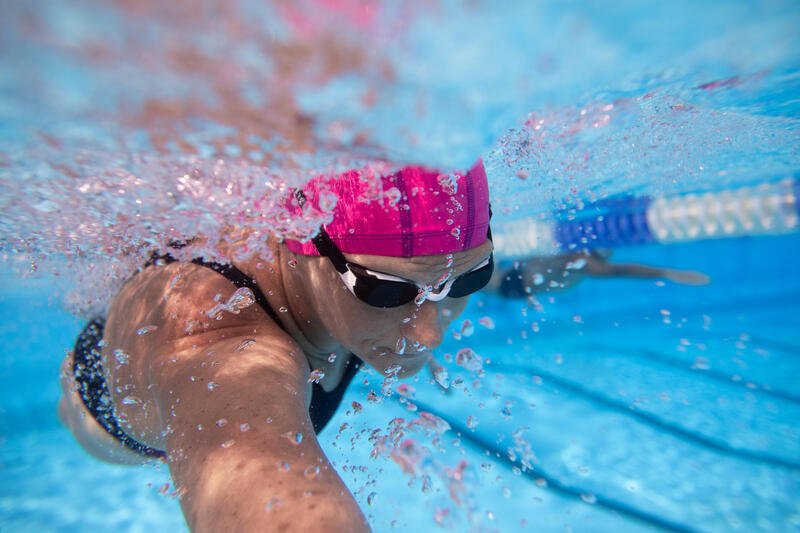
2;233;799;532
2;0;800;531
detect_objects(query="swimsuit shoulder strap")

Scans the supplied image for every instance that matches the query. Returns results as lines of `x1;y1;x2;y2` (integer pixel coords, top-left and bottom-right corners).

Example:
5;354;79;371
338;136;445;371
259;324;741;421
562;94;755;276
189;258;284;328
146;252;285;330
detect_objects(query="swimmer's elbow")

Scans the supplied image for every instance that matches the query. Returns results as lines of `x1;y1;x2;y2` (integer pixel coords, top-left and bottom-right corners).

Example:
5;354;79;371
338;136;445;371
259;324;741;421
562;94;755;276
57;395;149;466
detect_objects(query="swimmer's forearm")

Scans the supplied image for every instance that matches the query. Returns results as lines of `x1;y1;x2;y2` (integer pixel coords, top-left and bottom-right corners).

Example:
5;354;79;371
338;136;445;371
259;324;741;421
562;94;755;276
585;260;710;284
148;336;371;533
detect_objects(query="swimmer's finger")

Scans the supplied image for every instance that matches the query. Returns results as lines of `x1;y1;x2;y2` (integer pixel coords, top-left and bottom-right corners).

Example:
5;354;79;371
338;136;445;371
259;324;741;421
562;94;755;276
665;269;711;285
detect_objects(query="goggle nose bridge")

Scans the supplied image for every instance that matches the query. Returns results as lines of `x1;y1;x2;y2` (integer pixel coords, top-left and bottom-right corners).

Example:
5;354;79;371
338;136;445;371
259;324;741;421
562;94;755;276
422;277;456;302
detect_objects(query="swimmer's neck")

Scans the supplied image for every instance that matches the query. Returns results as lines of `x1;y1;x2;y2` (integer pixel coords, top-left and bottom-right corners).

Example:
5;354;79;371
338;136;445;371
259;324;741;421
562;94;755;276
230;237;348;390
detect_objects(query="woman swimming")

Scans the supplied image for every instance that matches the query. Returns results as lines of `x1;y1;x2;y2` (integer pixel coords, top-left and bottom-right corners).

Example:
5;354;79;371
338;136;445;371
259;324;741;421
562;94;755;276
57;161;493;532
493;249;710;297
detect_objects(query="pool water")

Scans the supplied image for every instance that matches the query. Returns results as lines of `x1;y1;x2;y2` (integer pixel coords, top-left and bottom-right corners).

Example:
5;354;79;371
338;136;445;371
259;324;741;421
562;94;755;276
2;232;799;532
1;0;800;531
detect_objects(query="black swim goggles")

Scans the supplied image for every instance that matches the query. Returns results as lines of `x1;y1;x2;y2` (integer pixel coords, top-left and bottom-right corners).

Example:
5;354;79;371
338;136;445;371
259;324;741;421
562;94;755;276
310;225;494;308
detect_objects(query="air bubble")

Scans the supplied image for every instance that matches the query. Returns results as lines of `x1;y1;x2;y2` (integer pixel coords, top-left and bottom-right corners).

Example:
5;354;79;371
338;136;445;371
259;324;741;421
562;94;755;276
385;187;402;206
395;384;416;398
308;369;325;384
265;497;284;511
239;423;250;432
236;339;256;352
216;418;228;427
413;291;427;306
456;348;483;371
137;325;158;335
395;337;407;355
434;367;450;388
122;395;141;405
435;271;452;289
421;475;433;493
303;465;320;479
113;349;130;365
434;508;451;526
207;381;219;391
221;439;235;448
282;431;303;445
437;173;458;195
318;190;338;211
206;287;257;319
567;258;587;270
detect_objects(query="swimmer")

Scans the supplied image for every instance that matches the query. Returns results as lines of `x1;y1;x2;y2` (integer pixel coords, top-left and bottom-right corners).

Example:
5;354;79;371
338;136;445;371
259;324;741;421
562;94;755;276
491;249;710;297
57;161;493;532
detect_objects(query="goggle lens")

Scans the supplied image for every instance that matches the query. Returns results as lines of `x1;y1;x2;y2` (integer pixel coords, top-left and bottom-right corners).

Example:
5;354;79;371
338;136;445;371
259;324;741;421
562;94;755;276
346;255;494;308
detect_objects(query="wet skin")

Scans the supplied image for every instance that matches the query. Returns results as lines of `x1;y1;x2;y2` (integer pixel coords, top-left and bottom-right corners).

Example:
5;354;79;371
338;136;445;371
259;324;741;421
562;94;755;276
58;237;492;533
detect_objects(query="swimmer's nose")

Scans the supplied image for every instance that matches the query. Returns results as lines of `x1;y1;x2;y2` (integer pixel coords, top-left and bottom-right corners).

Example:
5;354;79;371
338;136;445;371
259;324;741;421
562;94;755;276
402;300;446;350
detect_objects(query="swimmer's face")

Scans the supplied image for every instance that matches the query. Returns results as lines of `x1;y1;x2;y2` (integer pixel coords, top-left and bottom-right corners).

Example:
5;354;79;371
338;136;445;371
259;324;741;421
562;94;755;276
299;239;493;378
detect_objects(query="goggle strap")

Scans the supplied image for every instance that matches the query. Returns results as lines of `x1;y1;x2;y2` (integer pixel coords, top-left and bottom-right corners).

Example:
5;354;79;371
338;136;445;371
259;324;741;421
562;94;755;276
312;228;348;274
294;189;349;274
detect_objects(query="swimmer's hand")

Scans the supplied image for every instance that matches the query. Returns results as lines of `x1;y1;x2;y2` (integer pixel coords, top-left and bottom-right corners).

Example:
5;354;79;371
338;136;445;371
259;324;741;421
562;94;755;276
581;257;711;286
661;268;711;285
57;353;150;465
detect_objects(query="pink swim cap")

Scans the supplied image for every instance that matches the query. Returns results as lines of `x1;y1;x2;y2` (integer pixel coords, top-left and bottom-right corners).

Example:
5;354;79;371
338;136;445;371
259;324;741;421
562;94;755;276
285;159;490;257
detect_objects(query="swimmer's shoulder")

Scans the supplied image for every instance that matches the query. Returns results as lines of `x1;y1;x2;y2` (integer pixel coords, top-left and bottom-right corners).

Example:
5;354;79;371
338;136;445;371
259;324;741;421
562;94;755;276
107;260;293;359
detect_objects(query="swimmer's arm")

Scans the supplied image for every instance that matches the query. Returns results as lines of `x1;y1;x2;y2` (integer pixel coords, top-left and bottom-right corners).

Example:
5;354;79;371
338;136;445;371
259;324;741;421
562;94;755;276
150;333;371;533
582;255;710;285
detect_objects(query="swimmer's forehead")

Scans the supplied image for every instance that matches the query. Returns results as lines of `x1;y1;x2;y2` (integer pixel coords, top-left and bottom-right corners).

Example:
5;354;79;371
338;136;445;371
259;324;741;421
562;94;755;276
344;240;493;284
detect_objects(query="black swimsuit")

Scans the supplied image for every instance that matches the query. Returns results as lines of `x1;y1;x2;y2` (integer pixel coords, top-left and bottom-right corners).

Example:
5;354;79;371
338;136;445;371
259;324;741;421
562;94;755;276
72;257;361;459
